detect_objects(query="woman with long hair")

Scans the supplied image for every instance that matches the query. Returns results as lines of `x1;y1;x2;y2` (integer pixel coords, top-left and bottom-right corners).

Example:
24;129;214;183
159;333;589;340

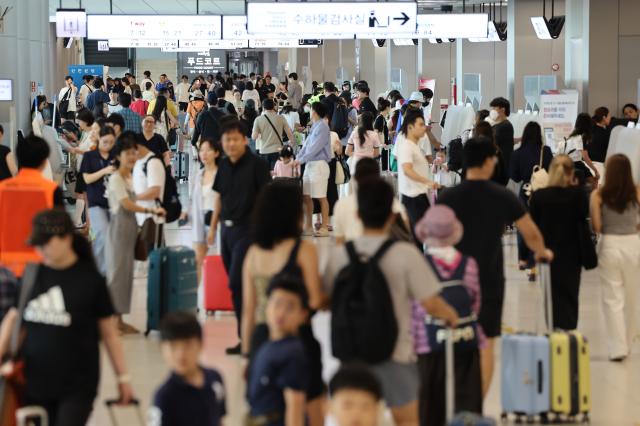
530;155;588;330
590;154;640;361
151;95;178;141
0;209;134;425
105;133;165;334
510;121;554;271
185;139;222;285
241;99;259;152
375;98;392;171
562;112;599;186
346;111;381;164
241;180;326;426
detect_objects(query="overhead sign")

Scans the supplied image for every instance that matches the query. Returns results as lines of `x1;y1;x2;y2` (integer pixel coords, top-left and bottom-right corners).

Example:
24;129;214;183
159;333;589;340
247;2;417;38
415;14;488;39
97;41;109;51
56;9;87;37
67;65;104;88
108;39;179;48
249;39;319;48
0;79;12;102
223;15;248;40
87;15;222;40
179;50;228;76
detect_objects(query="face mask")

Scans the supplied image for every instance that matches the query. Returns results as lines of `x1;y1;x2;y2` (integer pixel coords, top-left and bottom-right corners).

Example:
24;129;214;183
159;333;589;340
304;106;311;113
489;109;499;121
423;100;430;107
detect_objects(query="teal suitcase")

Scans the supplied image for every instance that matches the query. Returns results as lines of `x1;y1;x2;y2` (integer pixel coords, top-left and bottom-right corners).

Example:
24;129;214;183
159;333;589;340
146;246;198;335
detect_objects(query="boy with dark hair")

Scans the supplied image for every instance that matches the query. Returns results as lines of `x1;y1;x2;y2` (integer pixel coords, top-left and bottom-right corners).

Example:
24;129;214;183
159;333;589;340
329;364;382;426
151;312;226;426
247;277;309;426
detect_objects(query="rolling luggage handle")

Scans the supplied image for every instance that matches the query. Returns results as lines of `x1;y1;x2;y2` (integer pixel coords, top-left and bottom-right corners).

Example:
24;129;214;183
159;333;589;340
536;261;553;334
445;328;455;423
105;398;145;426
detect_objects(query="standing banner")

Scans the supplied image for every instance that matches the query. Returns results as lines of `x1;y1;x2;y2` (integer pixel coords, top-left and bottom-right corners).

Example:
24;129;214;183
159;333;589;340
67;65;104;88
539;90;579;150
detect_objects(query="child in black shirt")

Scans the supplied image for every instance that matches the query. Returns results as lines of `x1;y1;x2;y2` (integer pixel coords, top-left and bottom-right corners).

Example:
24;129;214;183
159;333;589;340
246;276;310;426
151;312;226;426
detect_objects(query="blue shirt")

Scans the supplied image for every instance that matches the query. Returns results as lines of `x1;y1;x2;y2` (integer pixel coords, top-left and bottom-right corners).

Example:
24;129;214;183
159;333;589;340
119;107;143;134
85;89;109;112
247;336;308;424
79;150;113;209
151;367;226;426
296;119;332;164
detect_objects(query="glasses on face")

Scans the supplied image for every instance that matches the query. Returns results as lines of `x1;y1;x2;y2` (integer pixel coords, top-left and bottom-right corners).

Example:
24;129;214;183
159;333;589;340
143;120;155;125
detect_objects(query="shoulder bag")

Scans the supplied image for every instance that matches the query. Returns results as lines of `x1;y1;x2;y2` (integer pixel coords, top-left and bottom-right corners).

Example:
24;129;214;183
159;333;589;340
165;111;177;148
134;218;157;261
527;146;549;197
263;115;284;146
335;155;350;185
0;264;39;425
58;88;73;115
577;218;598;270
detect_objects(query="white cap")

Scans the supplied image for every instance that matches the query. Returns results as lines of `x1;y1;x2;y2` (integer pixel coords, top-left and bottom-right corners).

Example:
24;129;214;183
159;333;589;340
408;91;424;102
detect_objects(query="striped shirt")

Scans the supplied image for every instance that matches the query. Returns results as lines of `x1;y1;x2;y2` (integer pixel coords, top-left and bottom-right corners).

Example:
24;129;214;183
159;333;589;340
411;251;486;354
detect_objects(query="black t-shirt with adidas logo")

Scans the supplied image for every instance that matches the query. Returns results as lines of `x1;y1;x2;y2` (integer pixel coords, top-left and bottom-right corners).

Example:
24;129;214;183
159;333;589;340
21;260;115;400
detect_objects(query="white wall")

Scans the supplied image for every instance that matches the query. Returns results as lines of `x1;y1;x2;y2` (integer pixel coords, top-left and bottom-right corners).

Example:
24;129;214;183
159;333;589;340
0;0;54;146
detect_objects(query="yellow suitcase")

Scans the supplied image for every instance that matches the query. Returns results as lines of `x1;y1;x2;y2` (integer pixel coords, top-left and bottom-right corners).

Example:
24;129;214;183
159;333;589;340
549;331;591;421
549;332;571;414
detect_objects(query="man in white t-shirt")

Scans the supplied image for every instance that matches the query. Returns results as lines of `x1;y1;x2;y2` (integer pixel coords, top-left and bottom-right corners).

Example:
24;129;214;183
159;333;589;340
58;76;78;121
397;108;439;246
333;157;408;245
133;139;166;229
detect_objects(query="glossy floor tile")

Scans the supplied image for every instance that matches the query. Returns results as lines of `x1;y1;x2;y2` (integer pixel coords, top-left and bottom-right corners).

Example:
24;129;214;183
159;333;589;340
87;226;640;426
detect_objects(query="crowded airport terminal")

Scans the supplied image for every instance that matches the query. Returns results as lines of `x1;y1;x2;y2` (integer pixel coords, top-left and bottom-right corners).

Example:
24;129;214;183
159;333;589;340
0;0;638;424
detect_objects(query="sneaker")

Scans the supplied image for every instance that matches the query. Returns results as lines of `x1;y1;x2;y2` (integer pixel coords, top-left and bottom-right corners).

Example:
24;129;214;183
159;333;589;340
225;343;242;355
314;228;330;238
302;229;314;237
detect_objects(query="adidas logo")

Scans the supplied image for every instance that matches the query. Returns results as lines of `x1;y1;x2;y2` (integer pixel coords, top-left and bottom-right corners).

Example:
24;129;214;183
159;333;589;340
24;286;72;327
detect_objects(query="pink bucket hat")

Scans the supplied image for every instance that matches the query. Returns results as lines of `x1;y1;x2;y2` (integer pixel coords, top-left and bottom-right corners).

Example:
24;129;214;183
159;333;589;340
414;205;464;247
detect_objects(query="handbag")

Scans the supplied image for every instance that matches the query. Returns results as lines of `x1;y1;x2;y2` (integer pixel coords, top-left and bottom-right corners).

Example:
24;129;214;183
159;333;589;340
335;155;350;185
58;87;72;115
530;146;549;190
165;111;177;148
389;213;414;242
0;264;39;426
134;218;157;261
577;219;598;270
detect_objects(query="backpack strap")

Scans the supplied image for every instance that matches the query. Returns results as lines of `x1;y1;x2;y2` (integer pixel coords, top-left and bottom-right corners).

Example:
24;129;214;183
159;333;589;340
345;241;359;264
142;154;162;176
371;239;395;262
264;114;284;145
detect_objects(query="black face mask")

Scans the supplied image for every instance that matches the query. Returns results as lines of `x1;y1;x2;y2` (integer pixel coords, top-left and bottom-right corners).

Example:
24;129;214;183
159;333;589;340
423;100;431;107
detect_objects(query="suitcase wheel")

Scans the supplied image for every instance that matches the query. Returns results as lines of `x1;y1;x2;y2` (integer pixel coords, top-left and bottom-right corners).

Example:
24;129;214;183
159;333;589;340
539;413;549;424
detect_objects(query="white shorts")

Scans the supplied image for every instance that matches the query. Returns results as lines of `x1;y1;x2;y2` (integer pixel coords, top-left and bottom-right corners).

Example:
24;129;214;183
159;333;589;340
302;160;330;199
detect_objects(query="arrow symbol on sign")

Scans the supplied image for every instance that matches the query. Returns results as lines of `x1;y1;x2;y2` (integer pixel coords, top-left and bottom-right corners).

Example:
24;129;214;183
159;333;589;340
394;12;410;25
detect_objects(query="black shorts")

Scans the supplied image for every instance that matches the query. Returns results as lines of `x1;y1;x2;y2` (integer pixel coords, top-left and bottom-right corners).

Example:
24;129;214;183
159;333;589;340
249;323;325;401
179;102;188;112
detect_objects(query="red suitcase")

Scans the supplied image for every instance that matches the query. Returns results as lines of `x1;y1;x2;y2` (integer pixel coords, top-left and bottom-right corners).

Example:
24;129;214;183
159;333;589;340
203;255;233;314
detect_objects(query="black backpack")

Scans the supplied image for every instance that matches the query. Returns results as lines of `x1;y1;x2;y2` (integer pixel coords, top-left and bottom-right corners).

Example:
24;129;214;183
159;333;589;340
143;156;182;223
331;239;398;364
447;137;463;173
331;103;350;139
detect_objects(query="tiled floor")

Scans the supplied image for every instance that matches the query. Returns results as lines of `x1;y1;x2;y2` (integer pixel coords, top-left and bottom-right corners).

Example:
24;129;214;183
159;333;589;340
87;225;640;425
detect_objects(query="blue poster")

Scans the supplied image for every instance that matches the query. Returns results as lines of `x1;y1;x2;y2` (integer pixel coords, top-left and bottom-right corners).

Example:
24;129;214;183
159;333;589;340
67;64;104;87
